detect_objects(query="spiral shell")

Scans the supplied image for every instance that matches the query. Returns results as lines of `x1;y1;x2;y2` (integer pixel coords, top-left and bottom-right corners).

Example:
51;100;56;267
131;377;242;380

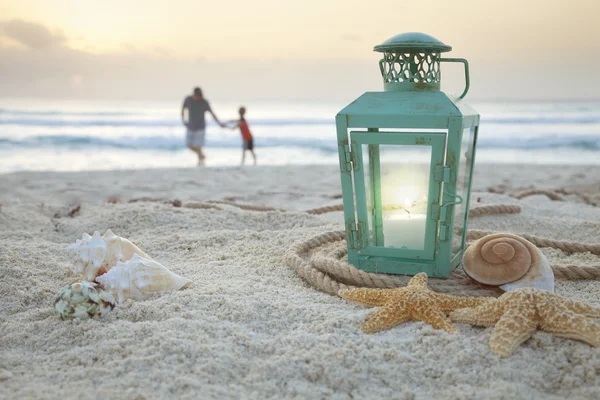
96;254;192;303
64;229;154;281
463;233;554;292
54;281;116;320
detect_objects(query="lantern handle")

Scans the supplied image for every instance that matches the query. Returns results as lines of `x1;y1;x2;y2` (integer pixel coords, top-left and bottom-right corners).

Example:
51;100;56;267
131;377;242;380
439;58;470;100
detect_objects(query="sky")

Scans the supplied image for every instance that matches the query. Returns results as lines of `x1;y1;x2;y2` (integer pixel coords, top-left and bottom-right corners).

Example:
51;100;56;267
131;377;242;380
0;0;599;102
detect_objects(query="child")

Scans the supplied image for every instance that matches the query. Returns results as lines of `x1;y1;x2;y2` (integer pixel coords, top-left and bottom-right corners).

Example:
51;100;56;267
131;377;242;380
228;106;256;166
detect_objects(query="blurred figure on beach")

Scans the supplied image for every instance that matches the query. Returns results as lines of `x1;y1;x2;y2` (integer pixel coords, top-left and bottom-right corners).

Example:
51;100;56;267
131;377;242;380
181;87;225;165
228;106;256;166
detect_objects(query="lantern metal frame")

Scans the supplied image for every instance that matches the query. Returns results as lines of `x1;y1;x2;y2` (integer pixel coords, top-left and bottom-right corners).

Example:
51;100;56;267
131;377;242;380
336;33;480;278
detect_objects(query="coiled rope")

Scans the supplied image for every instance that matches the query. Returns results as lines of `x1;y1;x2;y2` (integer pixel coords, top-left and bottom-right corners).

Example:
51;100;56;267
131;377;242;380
284;204;523;297
126;195;600;295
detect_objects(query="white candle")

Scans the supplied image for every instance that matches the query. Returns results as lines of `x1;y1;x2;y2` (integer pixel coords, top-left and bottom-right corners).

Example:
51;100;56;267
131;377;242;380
382;210;427;250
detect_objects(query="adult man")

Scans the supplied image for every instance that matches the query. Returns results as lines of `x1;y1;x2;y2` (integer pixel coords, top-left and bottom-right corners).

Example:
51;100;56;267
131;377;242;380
181;87;225;165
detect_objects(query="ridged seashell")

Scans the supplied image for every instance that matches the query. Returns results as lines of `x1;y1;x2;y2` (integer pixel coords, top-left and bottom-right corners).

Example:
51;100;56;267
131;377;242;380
463;233;554;292
96;254;192;303
54;281;116;320
64;229;153;281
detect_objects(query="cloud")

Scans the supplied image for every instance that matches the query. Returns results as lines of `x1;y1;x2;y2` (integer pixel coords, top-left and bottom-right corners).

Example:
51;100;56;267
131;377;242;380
0;20;380;101
0;40;381;101
0;19;66;49
0;20;598;101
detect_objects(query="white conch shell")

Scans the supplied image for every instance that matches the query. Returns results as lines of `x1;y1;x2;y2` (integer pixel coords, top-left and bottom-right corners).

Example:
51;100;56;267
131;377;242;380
96;254;192;303
64;229;154;281
463;233;554;292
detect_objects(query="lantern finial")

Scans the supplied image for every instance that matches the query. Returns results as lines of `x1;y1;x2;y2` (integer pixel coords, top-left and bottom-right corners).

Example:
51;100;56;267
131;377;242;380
373;32;451;53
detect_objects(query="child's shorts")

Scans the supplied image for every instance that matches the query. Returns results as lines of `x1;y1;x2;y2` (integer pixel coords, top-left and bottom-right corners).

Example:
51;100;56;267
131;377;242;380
243;139;254;151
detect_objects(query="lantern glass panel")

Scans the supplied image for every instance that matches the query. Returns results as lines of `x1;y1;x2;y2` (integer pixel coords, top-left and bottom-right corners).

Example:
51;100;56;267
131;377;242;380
362;144;433;250
452;126;478;256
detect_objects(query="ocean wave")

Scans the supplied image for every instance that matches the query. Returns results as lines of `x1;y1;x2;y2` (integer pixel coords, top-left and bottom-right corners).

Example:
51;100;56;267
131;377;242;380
2;114;600;128
1;134;600;152
0;135;339;152
0;108;136;117
0;117;335;128
483;117;600;124
479;136;600;150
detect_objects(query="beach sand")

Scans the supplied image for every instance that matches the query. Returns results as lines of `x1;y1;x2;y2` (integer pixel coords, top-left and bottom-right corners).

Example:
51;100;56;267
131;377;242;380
0;164;599;399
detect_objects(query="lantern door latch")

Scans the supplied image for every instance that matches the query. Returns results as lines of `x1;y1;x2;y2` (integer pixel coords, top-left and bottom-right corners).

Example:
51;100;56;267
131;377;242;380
436;189;464;241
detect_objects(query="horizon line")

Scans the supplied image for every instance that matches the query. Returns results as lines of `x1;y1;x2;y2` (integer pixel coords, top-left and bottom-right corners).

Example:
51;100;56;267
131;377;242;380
1;95;599;104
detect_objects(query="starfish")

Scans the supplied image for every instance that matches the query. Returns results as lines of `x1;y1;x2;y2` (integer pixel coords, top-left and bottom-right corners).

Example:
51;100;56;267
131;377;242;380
450;287;600;357
338;273;492;333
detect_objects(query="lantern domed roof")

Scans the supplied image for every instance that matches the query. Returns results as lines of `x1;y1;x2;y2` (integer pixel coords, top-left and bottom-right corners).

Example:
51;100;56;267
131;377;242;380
374;32;452;53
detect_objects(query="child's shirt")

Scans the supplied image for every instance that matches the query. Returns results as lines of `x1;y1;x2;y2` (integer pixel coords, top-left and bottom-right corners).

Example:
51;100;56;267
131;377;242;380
239;119;253;141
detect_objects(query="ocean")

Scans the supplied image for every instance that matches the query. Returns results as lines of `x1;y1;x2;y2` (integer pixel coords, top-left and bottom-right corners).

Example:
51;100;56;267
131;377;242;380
1;98;599;173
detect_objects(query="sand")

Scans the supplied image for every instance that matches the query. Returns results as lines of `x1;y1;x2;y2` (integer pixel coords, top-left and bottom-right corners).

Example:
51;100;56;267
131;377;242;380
0;164;599;400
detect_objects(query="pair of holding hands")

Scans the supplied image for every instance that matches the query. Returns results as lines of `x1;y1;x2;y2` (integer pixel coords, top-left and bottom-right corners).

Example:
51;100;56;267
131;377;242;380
182;121;234;129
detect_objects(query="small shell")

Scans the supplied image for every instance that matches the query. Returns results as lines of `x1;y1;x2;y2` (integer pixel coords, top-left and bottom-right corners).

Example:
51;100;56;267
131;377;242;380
463;233;554;292
54;281;116;320
64;229;154;281
96;254;192;303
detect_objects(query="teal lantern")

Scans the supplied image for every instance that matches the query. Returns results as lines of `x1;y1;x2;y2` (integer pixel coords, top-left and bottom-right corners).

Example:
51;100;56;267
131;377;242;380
336;32;479;278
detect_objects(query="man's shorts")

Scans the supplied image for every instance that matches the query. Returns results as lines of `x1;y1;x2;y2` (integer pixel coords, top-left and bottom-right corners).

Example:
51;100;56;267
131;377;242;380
243;139;254;151
186;129;205;147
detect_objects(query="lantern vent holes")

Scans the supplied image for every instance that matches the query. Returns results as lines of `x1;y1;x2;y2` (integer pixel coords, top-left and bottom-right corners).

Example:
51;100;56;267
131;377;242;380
380;51;441;84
